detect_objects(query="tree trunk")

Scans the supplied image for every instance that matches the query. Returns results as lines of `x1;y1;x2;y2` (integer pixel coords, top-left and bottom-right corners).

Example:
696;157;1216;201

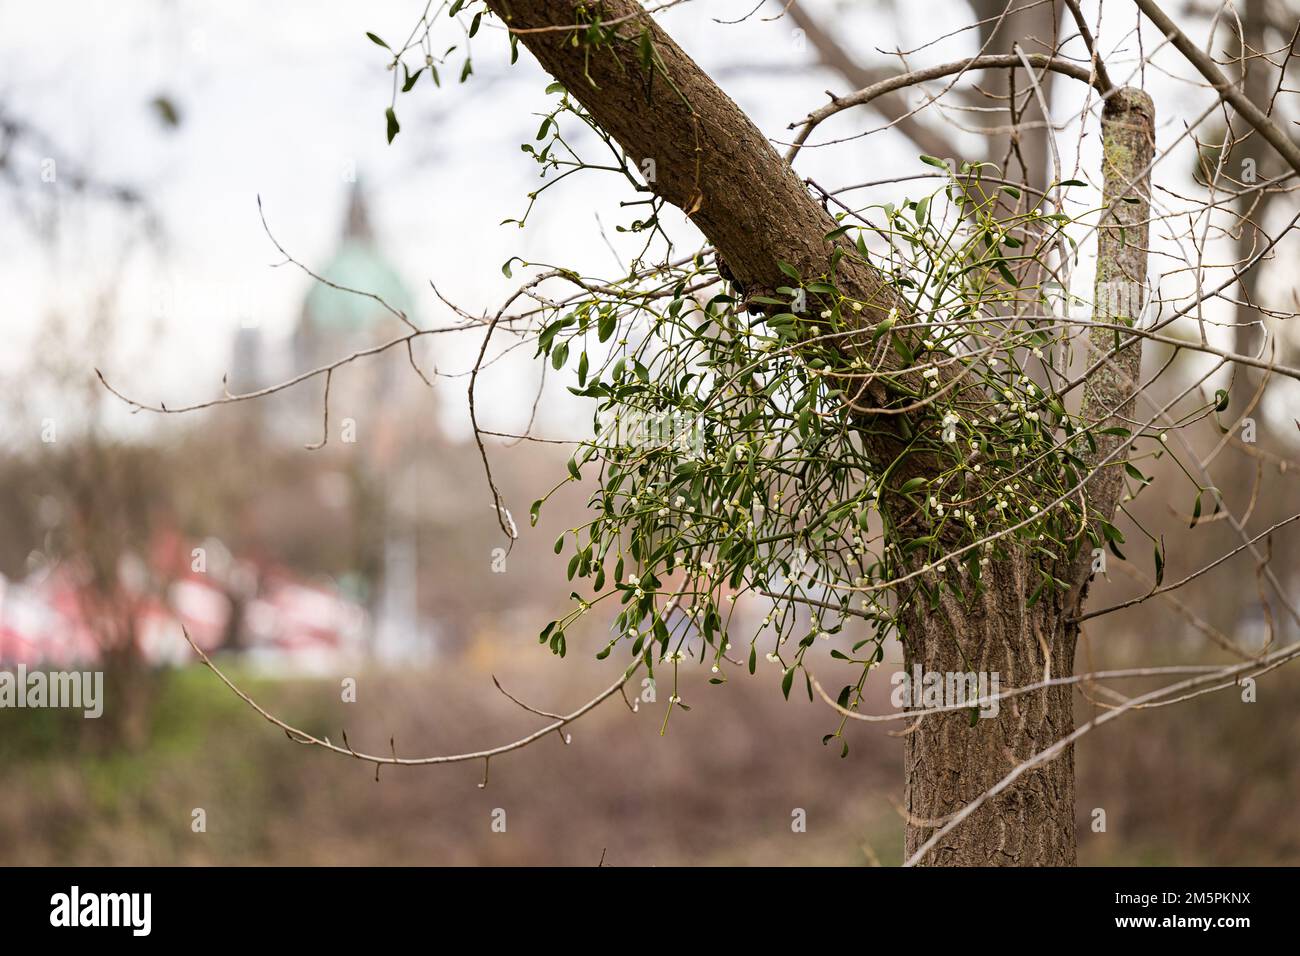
900;558;1079;865
490;0;1152;866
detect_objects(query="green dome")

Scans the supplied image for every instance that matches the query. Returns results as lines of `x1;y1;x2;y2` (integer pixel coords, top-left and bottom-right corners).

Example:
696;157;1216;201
303;237;414;334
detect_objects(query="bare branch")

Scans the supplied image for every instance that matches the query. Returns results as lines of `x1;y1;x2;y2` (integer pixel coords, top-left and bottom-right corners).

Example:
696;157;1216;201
180;628;637;773
1133;0;1300;178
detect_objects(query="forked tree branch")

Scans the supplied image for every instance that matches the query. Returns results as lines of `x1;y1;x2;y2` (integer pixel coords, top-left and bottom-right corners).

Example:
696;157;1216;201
785;53;1104;162
785;0;971;161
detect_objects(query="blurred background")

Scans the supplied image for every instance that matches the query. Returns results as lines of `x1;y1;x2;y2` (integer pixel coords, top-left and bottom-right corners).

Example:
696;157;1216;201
1;0;1297;865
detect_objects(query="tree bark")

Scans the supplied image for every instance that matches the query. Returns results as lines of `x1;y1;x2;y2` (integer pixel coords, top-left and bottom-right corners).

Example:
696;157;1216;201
489;1;1153;865
1077;88;1155;535
901;559;1079;865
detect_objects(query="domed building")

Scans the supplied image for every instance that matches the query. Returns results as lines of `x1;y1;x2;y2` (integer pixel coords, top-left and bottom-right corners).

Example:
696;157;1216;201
227;181;439;665
292;182;414;396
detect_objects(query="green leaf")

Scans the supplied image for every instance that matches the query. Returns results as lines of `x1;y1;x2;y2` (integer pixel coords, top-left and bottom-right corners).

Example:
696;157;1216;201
385;107;400;144
365;32;390;50
1123;462;1150;485
566;456;581;480
597;310;616;343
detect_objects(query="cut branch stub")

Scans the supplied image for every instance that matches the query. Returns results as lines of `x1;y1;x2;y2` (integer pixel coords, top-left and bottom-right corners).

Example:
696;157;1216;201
1078;87;1155;574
